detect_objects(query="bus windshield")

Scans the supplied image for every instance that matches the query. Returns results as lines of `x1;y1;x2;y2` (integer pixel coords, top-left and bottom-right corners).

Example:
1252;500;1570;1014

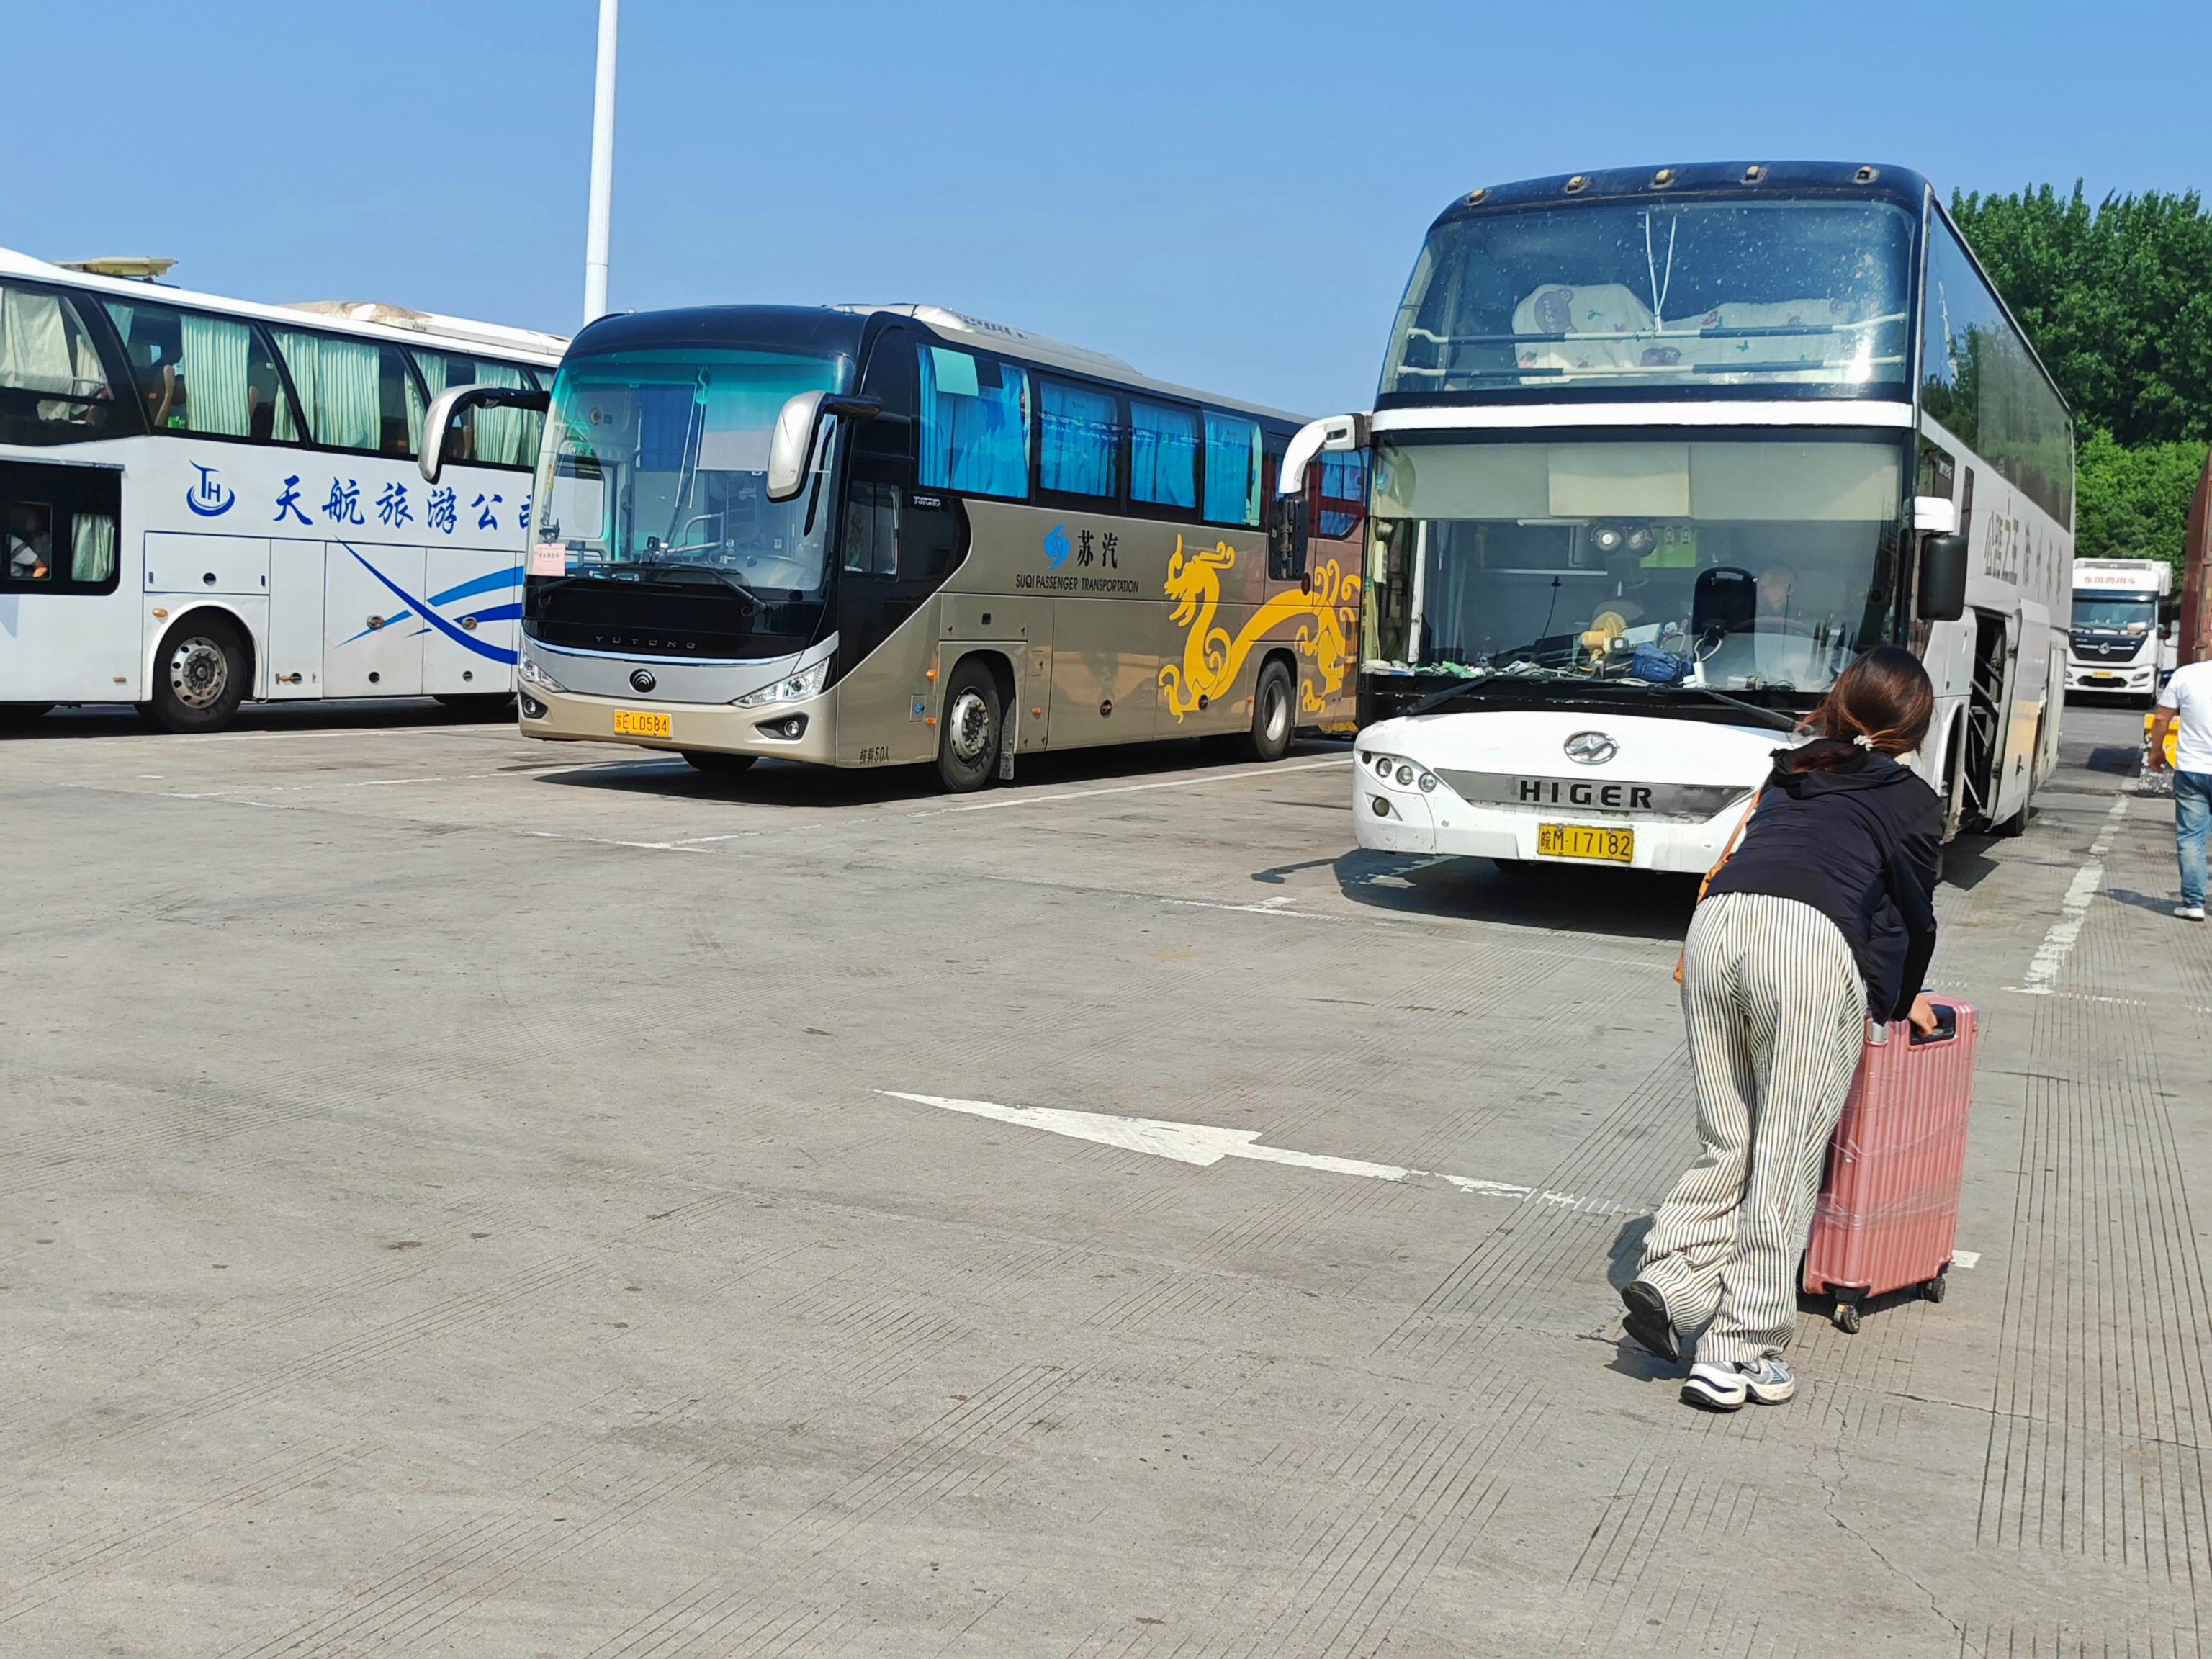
532;347;851;598
1382;199;1915;395
2071;595;2154;632
1367;436;1905;696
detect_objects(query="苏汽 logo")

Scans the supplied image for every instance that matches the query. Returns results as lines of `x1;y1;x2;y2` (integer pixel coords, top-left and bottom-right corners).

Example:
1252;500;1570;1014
1043;524;1071;570
1563;730;1617;765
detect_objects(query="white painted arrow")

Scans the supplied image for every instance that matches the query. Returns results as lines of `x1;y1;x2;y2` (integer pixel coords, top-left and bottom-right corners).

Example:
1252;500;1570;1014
880;1092;1629;1215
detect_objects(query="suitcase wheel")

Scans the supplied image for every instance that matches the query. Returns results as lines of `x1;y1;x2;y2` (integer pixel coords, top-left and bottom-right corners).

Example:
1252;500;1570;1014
1831;1299;1863;1334
1920;1269;1948;1304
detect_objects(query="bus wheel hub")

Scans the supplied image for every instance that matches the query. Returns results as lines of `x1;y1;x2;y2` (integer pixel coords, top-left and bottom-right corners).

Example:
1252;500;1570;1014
170;641;228;709
948;689;992;762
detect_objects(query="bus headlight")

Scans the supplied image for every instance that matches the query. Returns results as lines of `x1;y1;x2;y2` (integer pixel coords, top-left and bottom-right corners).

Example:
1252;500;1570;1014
517;655;565;693
733;660;829;706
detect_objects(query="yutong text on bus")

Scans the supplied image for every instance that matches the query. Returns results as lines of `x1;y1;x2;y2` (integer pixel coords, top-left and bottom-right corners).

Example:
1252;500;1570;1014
0;248;565;732
459;304;1365;791
1277;161;2075;871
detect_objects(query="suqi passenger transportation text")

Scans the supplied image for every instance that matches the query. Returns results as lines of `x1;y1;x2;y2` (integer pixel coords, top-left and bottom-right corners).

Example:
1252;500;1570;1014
0;248;564;731
1277;161;2074;871
471;304;1365;790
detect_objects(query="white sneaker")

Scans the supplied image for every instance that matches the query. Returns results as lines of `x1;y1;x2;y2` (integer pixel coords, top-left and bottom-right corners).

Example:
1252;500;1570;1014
1681;1357;1797;1411
2177;906;2206;921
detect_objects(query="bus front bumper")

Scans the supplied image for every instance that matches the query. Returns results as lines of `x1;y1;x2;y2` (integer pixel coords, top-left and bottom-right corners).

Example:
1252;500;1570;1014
1356;790;1738;873
519;683;836;765
2066;662;2155;694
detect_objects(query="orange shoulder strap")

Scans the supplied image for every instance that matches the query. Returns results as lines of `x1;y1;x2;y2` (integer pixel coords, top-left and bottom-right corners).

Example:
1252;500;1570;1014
1673;789;1762;984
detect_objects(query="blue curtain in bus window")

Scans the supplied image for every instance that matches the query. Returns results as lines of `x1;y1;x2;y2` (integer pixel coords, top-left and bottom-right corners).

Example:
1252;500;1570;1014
1130;400;1197;508
637;385;698;472
1039;381;1118;497
1202;411;1261;526
917;345;1030;498
1318;451;1368;538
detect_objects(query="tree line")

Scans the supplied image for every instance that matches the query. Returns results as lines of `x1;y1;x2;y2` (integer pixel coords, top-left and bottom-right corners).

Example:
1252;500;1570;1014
1951;183;2210;570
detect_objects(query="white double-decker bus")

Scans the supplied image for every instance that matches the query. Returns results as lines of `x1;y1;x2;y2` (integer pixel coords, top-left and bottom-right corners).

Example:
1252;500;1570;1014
0;248;563;732
1280;161;2073;868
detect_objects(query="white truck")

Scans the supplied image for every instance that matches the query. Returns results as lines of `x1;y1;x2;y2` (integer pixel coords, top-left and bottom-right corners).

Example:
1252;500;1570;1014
2067;558;2173;706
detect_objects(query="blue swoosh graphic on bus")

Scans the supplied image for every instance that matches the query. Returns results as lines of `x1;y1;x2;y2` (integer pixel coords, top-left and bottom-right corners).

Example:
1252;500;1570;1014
339;544;518;665
338;607;414;646
428;567;526;608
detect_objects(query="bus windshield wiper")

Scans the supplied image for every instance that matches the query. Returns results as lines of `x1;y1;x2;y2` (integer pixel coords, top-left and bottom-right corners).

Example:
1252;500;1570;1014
1403;659;1579;716
625;561;771;608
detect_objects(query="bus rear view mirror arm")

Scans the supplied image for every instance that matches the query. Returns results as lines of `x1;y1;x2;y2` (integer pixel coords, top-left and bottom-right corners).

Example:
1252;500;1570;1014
1277;413;1370;498
419;385;552;483
765;392;884;502
1918;532;1969;622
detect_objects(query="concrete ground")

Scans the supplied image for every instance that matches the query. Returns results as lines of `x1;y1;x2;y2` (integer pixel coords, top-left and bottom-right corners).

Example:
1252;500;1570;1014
1;697;2205;1658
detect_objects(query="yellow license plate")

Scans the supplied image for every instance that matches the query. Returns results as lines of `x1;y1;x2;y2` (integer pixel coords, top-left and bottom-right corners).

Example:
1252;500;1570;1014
612;708;671;739
1538;822;1634;863
2090;673;2118;682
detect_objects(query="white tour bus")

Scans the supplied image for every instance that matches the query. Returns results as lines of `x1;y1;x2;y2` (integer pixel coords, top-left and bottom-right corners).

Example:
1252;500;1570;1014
1278;161;2074;869
0;247;565;732
2066;557;2172;705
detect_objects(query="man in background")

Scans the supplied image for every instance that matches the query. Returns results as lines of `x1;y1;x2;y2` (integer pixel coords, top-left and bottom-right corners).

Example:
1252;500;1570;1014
2149;652;2212;920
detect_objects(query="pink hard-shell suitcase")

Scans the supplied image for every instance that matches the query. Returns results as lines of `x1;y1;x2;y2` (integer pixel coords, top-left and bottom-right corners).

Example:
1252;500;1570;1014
1802;999;1977;1332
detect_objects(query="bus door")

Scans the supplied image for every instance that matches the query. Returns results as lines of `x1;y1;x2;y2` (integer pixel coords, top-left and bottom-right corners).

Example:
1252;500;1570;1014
834;328;961;757
2;458;130;700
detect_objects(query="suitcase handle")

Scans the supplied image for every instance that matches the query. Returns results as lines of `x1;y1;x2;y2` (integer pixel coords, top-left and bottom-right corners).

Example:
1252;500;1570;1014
1909;1002;1959;1046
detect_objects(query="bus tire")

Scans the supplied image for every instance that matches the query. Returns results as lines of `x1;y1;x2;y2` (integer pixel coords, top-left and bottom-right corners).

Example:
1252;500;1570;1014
146;614;248;734
1236;657;1298;763
683;750;757;775
935;657;1002;793
0;703;54;725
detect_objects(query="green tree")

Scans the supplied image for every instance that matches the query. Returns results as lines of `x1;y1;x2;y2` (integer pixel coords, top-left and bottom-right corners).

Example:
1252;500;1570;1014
2074;428;2206;567
1954;184;2212;571
1952;183;2212;446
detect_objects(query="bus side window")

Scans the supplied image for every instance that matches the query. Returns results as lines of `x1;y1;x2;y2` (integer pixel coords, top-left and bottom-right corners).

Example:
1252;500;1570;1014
848;331;913;578
1130;398;1198;517
1202;410;1262;529
0;282;126;446
918;344;1030;500
102;300;298;442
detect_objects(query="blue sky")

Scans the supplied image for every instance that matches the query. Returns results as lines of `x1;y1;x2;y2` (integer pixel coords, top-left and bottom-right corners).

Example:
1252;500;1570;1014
12;1;2206;413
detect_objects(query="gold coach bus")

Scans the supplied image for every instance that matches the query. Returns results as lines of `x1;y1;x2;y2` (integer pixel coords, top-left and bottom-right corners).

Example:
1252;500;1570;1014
425;303;1367;791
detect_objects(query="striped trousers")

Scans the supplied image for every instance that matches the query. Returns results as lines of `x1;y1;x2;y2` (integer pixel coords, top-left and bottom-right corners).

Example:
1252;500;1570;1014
1637;892;1867;1366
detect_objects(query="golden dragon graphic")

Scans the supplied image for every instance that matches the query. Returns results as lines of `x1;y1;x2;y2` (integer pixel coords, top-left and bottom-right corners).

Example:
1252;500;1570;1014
1158;535;1362;721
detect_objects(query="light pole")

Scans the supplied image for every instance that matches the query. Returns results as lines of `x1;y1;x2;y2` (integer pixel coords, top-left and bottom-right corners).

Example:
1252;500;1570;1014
583;0;619;325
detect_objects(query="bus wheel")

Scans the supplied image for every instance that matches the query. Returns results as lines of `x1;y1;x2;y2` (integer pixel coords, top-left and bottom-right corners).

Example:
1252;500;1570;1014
147;616;247;734
1236;659;1297;763
0;703;54;725
683;750;757;775
935;659;1001;793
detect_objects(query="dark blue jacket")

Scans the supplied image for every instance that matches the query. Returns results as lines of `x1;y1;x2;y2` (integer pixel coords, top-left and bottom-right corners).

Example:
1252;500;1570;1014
1702;745;1943;1020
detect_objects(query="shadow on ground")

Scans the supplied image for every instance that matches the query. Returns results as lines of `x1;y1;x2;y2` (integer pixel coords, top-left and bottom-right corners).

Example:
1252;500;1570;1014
1326;847;1699;941
4;698;513;741
534;736;1354;811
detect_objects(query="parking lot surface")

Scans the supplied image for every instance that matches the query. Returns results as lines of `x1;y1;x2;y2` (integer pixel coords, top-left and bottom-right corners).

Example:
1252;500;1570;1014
2;701;2206;1658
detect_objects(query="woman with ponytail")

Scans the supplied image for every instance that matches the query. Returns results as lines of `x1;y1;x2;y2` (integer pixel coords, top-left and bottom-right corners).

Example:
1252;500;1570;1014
1621;645;1943;1412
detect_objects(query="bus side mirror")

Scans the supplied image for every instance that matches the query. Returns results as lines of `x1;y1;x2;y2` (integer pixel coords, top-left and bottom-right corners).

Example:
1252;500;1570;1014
765;392;883;502
1268;491;1310;583
1918;533;1969;621
1277;412;1369;498
418;385;550;483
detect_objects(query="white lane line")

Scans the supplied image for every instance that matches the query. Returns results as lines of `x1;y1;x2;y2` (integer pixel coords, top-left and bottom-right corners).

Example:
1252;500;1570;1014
2017;792;2129;995
912;755;1351;817
1160;896;1328;918
516;829;708;853
880;1091;1631;1214
1951;1251;1981;1270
